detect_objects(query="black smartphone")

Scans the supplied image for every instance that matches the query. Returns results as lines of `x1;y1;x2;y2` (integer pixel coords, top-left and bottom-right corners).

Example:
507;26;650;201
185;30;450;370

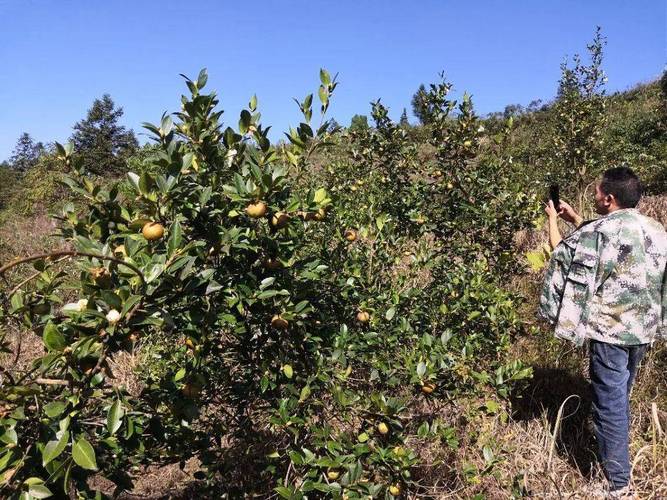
549;184;560;211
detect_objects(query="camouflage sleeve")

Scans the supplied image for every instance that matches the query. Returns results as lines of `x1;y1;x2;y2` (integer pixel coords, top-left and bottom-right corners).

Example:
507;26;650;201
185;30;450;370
538;238;576;325
555;230;602;345
538;249;561;325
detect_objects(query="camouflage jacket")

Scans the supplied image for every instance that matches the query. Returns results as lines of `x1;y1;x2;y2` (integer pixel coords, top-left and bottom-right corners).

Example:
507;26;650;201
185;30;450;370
539;208;667;346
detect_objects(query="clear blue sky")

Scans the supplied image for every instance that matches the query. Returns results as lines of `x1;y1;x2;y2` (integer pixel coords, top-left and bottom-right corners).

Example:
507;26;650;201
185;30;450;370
0;0;664;161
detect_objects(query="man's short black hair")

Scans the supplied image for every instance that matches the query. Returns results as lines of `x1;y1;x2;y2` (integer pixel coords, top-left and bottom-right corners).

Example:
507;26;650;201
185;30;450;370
600;166;642;208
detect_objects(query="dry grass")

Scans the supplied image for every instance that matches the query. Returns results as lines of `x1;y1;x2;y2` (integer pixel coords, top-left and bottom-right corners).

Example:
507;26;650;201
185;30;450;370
107;350;146;397
0;210;64;263
0;327;44;374
638;194;667;228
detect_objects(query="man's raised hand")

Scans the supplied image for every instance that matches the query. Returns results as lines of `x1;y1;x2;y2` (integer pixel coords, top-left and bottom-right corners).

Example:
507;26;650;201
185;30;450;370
557;200;583;226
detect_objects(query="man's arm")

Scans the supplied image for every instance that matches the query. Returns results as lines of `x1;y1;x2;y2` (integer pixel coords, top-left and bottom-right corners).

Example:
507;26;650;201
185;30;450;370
546;201;562;249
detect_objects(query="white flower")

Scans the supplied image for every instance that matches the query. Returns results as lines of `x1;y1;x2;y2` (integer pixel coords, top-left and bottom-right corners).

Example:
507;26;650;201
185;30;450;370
106;309;121;325
62;298;89;314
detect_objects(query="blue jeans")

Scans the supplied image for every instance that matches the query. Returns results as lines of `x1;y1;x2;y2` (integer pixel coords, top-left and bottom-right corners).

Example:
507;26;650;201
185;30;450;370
589;340;648;490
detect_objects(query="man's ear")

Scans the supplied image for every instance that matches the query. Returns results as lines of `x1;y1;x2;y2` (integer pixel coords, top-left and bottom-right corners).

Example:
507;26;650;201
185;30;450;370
605;193;616;206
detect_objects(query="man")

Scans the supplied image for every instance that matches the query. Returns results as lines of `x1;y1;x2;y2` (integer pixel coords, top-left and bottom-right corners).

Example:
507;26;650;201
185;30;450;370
538;166;667;497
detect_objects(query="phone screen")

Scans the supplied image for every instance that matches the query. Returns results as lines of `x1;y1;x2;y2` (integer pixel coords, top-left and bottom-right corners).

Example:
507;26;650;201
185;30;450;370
549;184;560;211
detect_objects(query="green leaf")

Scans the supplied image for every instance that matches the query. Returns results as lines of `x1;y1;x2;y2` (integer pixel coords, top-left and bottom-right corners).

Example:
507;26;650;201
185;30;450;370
467;311;482;321
72;437;97;470
197;68;208;88
483;445;494;463
239;110;252;134
28;483;53;499
298;385;311;403
274;486;293;499
320;68;331;86
44;401;67;419
43;323;67;351
42;430;69;467
525;247;549;271
1;429;17;446
174;367;186;382
167;221;183;257
107;400;124;436
313;188;327;204
385;307;396;321
484;400;500;414
282;364;293;379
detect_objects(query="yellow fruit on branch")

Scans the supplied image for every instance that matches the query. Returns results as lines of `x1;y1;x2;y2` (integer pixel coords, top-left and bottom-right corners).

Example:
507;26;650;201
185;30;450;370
377;422;389;435
270;212;290;229
142;222;165;241
446;182;454;190
246;201;267;218
327;470;340;481
271;315;289;329
113;244;126;256
389;484;401;496
356;311;370;323
421;383;435;394
344;229;357;242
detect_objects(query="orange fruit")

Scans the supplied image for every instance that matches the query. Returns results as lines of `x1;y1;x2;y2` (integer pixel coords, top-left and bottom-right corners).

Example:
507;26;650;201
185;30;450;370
344;229;357;242
142;222;165;241
271;315;289;329
271;212;290;229
421;383;435;394
356;311;370;323
246;201;267;218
